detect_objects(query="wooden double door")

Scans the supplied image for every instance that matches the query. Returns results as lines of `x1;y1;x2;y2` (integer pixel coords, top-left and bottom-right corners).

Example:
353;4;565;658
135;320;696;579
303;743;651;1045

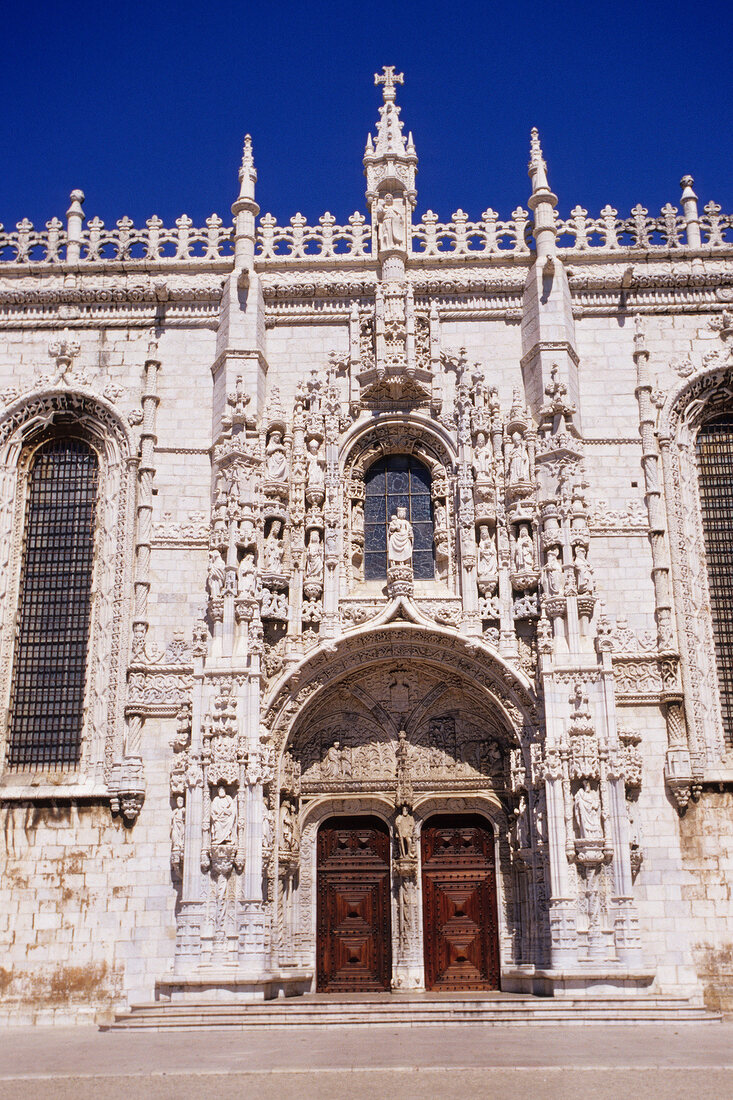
316;813;500;993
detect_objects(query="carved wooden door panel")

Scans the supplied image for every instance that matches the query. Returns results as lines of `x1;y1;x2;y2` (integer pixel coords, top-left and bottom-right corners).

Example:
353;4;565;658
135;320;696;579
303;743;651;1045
421;815;500;991
317;816;391;992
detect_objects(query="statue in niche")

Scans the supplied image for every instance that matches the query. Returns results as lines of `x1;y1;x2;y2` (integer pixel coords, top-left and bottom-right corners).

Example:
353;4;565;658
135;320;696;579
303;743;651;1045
207;549;226;598
433;500;446;530
170;796;185;853
376;192;405;251
264;520;284;572
239;516;256;548
210;785;237;846
351;500;364;539
388;507;413;566
280;800;299;852
238;551;257;597
513;793;530;850
304;530;324;584
477;525;498;594
573;780;603;840
507;432;530;484
399;876;416;948
396;807;417;859
306;438;325;494
544;547;564;595
265;429;288;482
513;525;535;573
473;431;492;481
307;370;322;412
574;545;595;595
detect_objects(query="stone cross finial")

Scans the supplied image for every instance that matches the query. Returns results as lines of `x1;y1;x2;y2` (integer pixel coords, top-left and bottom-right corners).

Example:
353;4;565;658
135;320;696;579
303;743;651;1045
375;66;404;101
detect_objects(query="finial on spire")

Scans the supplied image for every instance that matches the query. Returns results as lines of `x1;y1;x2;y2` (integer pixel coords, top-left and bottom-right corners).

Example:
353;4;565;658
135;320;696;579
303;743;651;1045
375;66;404;102
240;134;254;173
528;127;550;194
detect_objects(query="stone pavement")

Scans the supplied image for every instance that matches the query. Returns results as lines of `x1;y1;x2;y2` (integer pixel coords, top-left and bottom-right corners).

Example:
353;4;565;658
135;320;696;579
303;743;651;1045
0;1021;732;1099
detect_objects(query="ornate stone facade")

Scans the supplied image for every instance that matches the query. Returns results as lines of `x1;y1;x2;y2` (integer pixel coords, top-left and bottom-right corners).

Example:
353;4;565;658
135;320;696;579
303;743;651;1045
0;70;732;1020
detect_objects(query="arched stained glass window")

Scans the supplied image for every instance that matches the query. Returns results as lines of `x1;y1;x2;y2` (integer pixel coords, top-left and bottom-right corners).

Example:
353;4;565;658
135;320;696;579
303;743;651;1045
7;437;99;768
364;454;434;580
696;414;733;745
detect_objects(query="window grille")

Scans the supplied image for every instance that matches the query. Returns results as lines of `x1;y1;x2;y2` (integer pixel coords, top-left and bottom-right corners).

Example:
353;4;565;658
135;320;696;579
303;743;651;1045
696;414;733;746
364;454;434;580
7;437;99;768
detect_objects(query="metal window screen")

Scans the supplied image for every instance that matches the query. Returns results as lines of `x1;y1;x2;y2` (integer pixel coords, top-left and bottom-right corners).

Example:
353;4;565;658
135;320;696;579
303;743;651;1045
364;454;434;580
696;415;733;746
7;437;99;768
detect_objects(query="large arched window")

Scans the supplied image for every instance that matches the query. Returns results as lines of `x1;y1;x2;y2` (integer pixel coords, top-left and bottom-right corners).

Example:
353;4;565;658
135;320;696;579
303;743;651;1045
7;436;99;768
364;454;434;580
696;414;733;745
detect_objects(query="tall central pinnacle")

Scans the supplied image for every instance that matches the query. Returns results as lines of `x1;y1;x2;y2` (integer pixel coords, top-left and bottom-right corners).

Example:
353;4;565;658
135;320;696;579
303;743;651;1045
364;66;417;210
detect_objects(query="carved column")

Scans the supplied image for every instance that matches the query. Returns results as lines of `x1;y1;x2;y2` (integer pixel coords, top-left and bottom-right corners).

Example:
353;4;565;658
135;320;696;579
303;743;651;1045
633;318;695;812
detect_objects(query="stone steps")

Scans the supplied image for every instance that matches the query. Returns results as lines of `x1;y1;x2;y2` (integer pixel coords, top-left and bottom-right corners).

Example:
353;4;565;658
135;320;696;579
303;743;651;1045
108;994;720;1029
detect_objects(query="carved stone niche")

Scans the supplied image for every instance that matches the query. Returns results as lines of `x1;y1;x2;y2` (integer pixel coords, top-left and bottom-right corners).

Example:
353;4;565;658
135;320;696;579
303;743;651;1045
509;522;540;592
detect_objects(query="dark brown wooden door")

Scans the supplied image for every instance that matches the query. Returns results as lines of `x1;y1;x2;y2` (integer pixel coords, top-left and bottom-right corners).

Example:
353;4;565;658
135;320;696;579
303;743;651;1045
421;814;500;991
317;816;391;992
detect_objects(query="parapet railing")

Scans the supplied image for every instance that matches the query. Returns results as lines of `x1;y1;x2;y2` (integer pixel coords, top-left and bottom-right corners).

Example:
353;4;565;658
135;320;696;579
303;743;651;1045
0;214;234;264
0;194;731;266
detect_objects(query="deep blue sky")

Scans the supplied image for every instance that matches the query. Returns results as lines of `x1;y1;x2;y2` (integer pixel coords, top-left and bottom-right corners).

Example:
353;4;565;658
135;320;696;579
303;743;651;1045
2;0;731;231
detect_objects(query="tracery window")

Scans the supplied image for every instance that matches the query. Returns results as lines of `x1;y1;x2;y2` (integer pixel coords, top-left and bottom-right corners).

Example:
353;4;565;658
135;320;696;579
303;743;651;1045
696;414;733;745
7;436;99;768
364;454;434;580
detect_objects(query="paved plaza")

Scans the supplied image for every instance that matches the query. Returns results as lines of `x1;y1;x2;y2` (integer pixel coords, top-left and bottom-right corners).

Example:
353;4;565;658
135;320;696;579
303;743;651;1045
0;1021;732;1099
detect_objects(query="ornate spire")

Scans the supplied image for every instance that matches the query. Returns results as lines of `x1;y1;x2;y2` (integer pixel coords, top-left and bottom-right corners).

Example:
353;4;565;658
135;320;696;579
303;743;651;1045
364;67;418;213
236;134;257;203
528;128;553;199
232;134;259;268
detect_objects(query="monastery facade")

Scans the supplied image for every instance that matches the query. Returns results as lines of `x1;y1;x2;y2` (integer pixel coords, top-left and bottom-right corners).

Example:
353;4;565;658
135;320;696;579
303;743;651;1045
1;69;732;1022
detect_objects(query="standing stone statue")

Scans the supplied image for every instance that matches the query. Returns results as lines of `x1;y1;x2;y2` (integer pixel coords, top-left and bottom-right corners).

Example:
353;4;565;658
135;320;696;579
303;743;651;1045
265;430;288;481
306;438;325;495
264;520;284;572
507;432;530;484
513;525;535;573
573;780;603;840
210;786;237;846
477;525;498;594
170;796;185;853
395;806;416;859
544;546;564;594
388;507;413;567
574;545;595;595
207;549;226;598
238;550;257;597
377;193;405;251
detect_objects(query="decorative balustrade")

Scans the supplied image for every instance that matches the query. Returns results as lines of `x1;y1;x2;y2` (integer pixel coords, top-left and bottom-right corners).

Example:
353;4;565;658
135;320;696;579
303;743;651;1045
256;211;371;258
412;208;532;256
0;195;731;266
556;201;733;252
0;213;234;264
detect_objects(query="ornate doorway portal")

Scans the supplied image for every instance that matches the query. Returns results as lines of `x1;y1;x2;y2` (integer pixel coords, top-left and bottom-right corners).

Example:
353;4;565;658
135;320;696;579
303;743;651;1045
316;816;392;992
421;814;500;991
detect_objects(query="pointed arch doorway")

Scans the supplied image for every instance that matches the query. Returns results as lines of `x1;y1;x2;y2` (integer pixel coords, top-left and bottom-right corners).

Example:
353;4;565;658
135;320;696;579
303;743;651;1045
421;814;500;990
